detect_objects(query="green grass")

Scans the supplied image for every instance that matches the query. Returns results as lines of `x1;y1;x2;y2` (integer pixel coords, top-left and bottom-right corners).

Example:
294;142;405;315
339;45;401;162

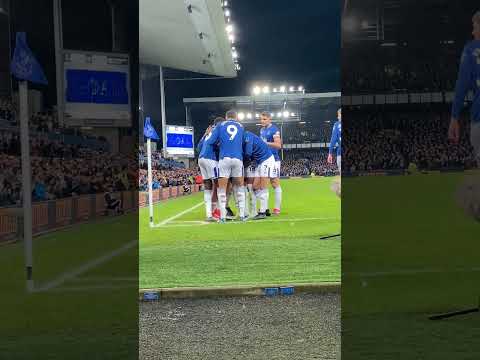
0;214;138;359
139;177;341;289
342;172;480;359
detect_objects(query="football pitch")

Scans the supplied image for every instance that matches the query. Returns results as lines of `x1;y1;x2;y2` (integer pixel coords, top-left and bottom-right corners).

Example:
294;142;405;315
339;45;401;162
342;172;480;359
139;177;341;289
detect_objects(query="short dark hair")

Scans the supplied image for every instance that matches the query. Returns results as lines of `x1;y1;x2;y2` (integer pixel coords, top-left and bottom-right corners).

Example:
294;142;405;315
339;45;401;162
260;111;271;118
225;110;237;120
214;117;224;125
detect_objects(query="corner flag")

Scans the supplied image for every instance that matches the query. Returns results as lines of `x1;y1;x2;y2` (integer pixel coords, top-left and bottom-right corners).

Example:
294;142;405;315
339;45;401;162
10;32;48;85
144;117;160;140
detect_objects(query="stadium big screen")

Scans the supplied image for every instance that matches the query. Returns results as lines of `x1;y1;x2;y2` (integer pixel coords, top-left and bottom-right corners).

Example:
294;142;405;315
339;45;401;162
63;51;131;124
165;125;194;158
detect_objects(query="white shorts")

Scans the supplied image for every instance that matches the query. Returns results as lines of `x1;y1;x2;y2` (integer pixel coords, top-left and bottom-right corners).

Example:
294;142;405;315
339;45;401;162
245;164;257;178
219;157;244;178
198;158;218;180
272;160;281;178
256;156;276;178
337;155;341;172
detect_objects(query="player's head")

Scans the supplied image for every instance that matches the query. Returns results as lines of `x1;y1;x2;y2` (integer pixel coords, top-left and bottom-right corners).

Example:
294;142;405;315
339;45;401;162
473;11;480;40
213;117;224;125
225;110;237;121
260;111;272;127
337;108;341;122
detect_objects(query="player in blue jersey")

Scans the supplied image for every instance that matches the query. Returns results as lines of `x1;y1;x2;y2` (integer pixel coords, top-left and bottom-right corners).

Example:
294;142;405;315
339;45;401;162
449;11;480;222
327;108;342;173
259;112;282;215
243;131;276;220
449;11;480;167
204;110;247;222
197;117;223;221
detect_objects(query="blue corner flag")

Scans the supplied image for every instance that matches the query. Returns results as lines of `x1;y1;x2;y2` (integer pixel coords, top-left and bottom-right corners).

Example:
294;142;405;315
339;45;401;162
10;32;48;85
144;117;160;140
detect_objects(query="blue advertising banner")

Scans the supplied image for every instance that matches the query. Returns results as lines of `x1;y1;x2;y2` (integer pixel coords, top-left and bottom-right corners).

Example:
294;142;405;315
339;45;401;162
65;69;128;104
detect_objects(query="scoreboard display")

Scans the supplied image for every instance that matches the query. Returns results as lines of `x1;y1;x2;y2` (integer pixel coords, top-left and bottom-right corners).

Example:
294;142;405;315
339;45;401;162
63;51;131;125
165;125;195;158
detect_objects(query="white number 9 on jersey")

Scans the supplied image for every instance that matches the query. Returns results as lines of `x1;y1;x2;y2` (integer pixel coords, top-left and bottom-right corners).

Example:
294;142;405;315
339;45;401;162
226;125;238;140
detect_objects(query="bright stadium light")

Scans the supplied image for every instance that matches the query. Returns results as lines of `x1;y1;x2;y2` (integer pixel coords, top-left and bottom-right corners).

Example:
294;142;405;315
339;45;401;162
228;34;235;43
247;113;252;119
277;112;282;118
262;86;270;94
283;111;290;118
255;113;260;118
252;86;261;95
225;9;231;17
298;86;304;91
280;85;286;92
291;112;296;116
238;112;245;120
224;1;228;7
270;113;274;117
232;51;238;59
289;86;294;92
226;24;234;33
273;88;278;92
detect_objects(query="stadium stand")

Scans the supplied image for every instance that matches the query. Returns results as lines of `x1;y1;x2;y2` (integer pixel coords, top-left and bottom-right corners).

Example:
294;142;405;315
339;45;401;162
344;106;476;173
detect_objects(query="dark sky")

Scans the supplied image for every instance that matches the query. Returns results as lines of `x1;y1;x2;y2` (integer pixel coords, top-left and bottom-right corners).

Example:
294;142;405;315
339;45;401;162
160;0;341;125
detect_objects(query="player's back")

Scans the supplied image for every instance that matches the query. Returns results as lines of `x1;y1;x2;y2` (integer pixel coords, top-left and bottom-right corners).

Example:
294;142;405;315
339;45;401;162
216;120;244;160
244;131;272;163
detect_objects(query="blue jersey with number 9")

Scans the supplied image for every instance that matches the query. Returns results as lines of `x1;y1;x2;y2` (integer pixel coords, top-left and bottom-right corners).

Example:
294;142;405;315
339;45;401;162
204;120;244;160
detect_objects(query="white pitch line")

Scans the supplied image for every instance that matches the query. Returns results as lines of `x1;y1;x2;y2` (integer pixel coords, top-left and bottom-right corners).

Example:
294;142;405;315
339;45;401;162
33;239;137;293
154;202;204;227
345;267;480;278
158;217;340;228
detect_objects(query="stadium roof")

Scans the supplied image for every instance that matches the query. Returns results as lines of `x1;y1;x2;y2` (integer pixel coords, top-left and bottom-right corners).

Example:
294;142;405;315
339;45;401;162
140;0;237;77
184;92;341;124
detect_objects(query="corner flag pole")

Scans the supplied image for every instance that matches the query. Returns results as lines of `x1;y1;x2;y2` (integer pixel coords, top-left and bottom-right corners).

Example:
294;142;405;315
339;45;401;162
11;32;48;293
146;137;154;227
19;80;33;292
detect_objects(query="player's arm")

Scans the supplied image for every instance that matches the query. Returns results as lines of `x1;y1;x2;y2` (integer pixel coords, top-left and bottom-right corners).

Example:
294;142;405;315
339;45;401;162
328;123;339;163
204;125;219;146
450;45;473;142
266;131;282;150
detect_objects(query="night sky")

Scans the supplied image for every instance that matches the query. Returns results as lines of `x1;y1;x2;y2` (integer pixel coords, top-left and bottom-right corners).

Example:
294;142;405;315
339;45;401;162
161;0;341;126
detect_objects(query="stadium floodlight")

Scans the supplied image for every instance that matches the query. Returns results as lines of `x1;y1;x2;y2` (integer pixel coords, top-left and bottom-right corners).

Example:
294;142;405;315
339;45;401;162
273;88;278;92
224;1;228;7
226;24;234;33
255;113;260;118
298;86;304;91
225;9;231;17
238;112;245;120
291;112;296;116
277;112;282;118
280;85;286;92
289;86;295;92
262;86;270;94
252;86;261;95
247;113;252;119
232;51;238;59
228;34;235;43
283;111;290;118
270;113;274;117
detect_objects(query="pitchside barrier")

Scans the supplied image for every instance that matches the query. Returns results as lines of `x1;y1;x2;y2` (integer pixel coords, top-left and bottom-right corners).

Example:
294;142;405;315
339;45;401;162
0;184;203;243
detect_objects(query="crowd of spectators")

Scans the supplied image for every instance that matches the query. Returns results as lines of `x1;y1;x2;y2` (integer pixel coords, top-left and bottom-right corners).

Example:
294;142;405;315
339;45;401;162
282;149;338;177
344;108;476;173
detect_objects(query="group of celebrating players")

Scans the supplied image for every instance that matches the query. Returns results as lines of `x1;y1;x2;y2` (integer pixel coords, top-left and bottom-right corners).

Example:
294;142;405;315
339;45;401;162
197;108;342;223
